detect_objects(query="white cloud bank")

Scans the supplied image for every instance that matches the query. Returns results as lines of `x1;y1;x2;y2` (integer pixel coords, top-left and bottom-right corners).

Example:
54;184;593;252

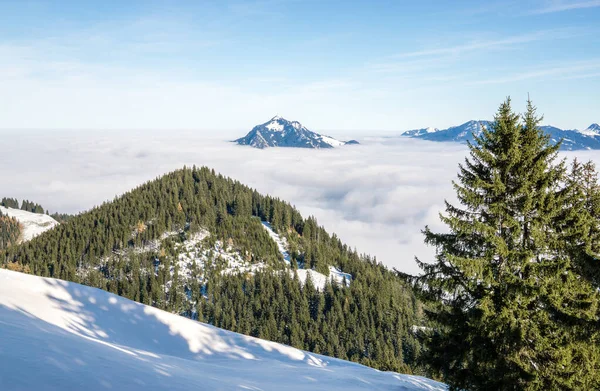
1;129;598;275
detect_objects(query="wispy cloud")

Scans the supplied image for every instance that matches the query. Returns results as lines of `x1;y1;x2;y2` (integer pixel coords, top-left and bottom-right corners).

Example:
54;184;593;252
457;0;524;16
468;60;600;85
393;29;580;59
365;28;584;80
533;0;600;14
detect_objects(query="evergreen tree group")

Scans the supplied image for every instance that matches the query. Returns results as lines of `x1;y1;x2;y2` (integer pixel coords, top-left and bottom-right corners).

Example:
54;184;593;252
0;209;21;249
20;199;45;214
1;197;19;209
413;98;600;390
1;197;45;214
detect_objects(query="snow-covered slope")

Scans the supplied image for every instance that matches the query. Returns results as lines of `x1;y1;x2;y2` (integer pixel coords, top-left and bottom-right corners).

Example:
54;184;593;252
0;269;446;391
401;127;440;137
0;206;58;241
578;123;600;137
401;121;600;151
235;116;360;149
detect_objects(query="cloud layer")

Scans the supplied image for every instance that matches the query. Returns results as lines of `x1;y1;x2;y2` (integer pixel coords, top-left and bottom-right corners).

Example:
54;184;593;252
2;129;598;275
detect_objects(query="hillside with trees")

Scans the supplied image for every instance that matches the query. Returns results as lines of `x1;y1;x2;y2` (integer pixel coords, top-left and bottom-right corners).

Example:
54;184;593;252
1;166;425;374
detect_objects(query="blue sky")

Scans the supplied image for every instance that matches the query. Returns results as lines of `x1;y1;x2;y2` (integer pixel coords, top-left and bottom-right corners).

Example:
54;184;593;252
1;0;599;131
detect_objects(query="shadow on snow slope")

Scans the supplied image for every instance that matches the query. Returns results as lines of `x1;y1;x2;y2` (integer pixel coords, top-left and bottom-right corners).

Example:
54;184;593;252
0;269;446;391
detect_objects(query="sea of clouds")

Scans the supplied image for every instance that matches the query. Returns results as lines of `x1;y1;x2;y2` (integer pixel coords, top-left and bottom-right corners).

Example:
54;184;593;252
2;129;598;275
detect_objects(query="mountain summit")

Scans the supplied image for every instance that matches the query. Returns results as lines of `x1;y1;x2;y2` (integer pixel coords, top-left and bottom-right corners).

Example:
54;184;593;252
235;116;359;149
579;123;600;137
402;120;600;150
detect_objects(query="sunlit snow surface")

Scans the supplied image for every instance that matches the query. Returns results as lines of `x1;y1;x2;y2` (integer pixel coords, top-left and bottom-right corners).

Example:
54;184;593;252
0;206;58;241
578;123;600;137
0;269;446;391
319;134;346;147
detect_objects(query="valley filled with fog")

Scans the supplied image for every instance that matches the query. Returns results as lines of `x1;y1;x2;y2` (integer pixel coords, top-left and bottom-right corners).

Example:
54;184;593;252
3;129;598;275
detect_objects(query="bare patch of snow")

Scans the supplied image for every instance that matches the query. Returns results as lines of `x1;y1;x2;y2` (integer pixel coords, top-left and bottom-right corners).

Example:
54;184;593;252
295;266;351;290
320;135;346;147
261;221;291;264
266;121;284;132
173;229;267;281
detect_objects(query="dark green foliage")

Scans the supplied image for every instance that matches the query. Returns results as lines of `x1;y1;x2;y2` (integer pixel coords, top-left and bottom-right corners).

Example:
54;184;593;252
20;199;45;214
49;212;75;223
414;98;600;390
1;197;19;209
203;267;422;373
0;210;21;249
564;159;600;290
1;166;425;373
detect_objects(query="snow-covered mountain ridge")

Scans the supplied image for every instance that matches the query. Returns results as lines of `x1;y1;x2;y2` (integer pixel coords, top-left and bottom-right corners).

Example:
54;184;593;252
235;116;360;149
402;121;600;151
0;205;58;241
0;268;446;391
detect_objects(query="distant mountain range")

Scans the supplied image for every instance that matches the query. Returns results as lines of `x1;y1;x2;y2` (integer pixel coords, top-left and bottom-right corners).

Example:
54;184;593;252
402;120;600;151
235;116;359;149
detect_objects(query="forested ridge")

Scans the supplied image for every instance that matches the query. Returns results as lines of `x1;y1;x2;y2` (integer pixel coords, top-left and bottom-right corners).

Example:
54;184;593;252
1;166;425;374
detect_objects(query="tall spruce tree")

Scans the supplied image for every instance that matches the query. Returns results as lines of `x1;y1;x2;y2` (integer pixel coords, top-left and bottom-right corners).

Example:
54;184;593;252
415;98;600;390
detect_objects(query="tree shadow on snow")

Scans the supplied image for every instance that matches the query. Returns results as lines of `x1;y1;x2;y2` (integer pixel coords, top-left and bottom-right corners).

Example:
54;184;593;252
0;275;447;391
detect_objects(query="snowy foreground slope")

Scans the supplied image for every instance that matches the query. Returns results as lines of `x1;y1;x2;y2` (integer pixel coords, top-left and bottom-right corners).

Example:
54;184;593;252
0;206;58;241
0;269;446;391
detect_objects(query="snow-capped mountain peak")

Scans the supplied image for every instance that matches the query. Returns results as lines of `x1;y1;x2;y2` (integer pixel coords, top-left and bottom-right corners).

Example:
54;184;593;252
579;123;600;137
235;116;360;149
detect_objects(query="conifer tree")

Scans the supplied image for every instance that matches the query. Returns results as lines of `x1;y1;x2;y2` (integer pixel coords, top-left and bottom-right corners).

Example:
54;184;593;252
415;98;600;390
564;159;600;289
